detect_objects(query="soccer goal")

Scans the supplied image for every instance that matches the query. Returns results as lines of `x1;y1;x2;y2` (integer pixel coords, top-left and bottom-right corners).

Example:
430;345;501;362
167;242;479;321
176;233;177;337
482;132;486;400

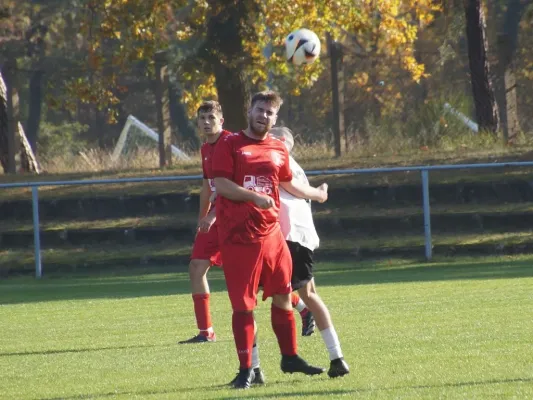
111;115;190;163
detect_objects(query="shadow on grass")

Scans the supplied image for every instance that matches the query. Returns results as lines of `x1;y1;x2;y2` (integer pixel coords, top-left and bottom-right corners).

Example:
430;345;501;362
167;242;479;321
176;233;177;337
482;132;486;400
0;269;227;305
35;376;533;400
35;383;220;400
0;343;170;358
2;256;533;305
316;257;533;287
216;376;533;399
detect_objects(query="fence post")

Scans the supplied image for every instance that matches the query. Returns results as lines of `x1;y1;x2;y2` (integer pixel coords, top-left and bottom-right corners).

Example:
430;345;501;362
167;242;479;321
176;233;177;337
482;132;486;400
32;186;42;278
421;170;432;260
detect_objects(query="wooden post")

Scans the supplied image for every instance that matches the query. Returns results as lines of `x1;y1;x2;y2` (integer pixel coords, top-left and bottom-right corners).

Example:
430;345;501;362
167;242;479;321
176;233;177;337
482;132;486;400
328;33;344;157
338;45;347;153
154;50;172;167
4;59;20;173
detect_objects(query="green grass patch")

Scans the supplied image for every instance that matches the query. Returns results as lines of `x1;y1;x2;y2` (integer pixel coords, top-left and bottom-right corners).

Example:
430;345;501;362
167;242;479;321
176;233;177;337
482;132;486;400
0;242;193;271
5;230;533;273
1;256;532;399
0;214;198;234
3;202;533;234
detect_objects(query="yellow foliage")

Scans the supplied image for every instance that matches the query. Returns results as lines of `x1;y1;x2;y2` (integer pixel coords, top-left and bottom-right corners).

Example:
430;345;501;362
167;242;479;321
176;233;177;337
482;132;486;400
72;0;441;120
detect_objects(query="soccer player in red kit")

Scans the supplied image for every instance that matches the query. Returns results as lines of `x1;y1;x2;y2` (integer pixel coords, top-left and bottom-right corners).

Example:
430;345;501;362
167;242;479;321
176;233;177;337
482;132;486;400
179;101;314;345
212;91;328;389
178;101;230;344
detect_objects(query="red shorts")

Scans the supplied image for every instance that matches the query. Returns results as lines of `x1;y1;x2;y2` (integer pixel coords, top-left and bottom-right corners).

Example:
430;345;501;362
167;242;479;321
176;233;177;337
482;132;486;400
190;224;222;267
221;227;293;311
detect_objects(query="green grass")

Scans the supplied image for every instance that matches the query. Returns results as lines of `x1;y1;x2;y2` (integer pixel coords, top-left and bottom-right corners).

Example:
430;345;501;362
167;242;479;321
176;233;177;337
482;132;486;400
5;230;533;273
5;202;533;233
1;256;533;399
5;202;533;234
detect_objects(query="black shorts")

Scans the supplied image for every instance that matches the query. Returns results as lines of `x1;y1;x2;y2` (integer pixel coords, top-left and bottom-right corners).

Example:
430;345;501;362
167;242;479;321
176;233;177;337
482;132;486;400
286;240;314;291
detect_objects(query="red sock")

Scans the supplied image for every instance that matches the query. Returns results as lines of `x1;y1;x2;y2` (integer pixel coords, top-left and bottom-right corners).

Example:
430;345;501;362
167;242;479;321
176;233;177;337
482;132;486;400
232;311;255;368
192;293;212;334
271;305;297;357
290;292;300;308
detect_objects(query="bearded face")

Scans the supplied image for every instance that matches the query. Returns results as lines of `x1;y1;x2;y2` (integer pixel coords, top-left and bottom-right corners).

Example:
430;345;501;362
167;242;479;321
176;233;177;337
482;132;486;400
248;100;278;136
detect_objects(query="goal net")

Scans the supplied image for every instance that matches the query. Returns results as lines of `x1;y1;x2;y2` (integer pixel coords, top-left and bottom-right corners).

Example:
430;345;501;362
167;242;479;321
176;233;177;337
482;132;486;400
111;115;190;163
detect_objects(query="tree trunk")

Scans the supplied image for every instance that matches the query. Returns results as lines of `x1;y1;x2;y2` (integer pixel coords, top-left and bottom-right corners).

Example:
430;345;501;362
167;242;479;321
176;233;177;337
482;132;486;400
0;70;9;172
211;63;249;132
169;83;199;150
18;122;41;173
0;69;40;174
205;0;257;132
495;0;525;142
464;0;499;133
26;70;44;152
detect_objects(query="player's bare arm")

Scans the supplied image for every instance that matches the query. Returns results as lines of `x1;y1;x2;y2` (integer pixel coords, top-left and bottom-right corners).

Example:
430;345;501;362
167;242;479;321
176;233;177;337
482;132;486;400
280;180;328;203
198;179;212;221
198;208;216;233
214;177;275;209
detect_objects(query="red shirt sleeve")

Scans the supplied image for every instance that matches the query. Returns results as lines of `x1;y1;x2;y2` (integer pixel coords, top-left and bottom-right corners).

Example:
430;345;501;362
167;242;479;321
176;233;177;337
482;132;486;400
278;146;293;182
211;134;234;181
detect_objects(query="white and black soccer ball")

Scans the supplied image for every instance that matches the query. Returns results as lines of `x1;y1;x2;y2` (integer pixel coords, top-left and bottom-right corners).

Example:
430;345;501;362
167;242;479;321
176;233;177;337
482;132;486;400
285;28;321;66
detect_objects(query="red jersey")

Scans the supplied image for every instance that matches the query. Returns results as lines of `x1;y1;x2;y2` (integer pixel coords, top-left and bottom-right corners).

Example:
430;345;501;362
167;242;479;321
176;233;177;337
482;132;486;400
211;131;293;244
201;130;231;192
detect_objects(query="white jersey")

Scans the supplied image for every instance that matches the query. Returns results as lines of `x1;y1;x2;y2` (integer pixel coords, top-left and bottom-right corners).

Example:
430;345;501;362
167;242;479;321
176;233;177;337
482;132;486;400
279;156;320;251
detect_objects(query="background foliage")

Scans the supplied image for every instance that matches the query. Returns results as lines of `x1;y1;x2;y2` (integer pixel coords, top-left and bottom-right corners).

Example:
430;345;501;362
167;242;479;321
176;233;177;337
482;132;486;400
1;0;532;165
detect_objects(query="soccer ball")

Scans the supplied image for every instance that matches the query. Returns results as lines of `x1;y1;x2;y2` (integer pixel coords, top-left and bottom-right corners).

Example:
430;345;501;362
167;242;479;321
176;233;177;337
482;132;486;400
285;28;321;66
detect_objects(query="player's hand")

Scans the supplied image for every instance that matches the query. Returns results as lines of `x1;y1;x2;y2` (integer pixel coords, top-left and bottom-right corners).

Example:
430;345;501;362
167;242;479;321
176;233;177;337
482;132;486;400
252;193;275;209
209;191;217;203
198;213;216;233
316;183;328;203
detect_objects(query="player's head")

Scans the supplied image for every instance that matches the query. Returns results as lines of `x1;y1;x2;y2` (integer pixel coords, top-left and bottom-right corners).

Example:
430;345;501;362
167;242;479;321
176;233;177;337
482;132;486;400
197;100;224;137
269;127;294;153
248;90;283;136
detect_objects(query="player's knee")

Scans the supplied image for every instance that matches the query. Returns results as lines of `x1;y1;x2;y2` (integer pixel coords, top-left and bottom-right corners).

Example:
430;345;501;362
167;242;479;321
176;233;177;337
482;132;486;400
272;293;291;310
189;259;210;279
298;282;315;301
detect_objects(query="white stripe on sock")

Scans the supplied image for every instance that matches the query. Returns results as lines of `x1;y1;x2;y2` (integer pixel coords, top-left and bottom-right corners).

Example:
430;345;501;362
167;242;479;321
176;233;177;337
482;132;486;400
252;344;260;369
295;299;306;313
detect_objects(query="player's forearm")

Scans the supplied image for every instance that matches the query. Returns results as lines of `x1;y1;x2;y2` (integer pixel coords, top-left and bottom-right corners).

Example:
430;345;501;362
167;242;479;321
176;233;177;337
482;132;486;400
206;207;216;219
198;183;211;220
214;177;257;202
281;179;323;202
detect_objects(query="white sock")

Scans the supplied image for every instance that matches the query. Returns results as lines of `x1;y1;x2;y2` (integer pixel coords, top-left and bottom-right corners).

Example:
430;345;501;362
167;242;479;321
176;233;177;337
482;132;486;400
200;327;214;335
320;326;343;361
251;344;260;369
294;298;307;313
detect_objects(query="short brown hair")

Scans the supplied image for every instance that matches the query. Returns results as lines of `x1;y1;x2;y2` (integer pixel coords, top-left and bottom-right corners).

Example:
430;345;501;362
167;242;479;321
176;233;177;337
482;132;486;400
197;100;222;117
250;90;283;110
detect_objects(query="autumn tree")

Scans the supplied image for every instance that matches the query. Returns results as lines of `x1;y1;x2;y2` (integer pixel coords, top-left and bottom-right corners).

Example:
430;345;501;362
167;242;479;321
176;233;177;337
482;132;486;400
73;0;440;141
203;0;259;132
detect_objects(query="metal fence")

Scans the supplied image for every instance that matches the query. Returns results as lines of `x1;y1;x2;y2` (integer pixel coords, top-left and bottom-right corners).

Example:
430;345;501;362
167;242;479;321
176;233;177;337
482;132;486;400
3;161;533;279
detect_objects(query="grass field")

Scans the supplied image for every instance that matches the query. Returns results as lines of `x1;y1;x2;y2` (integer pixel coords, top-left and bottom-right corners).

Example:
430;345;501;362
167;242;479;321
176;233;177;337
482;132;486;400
1;256;533;399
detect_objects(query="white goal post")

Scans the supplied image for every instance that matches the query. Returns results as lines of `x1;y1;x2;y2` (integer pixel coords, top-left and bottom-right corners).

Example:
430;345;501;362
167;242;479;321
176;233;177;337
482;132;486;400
111;115;190;162
443;103;479;133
